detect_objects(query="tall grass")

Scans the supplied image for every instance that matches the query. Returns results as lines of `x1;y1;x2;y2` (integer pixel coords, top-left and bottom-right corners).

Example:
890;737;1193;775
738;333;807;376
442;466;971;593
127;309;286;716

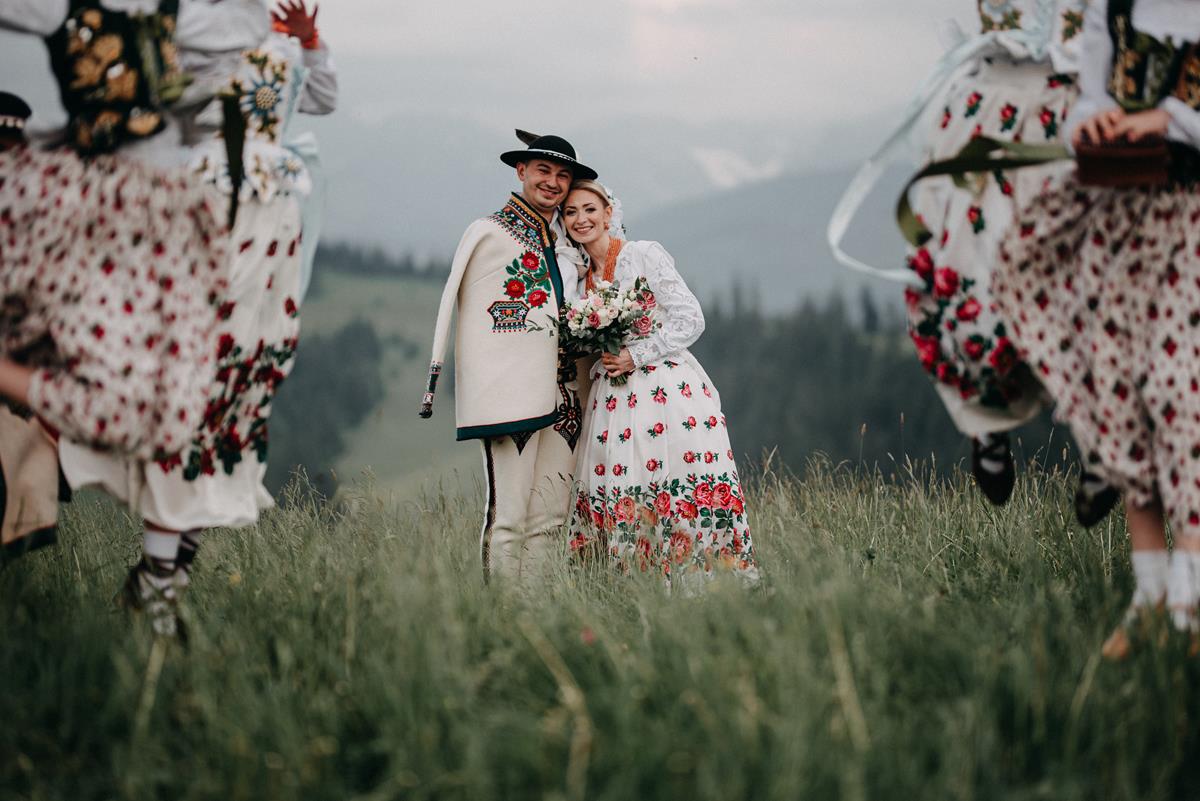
1;460;1197;801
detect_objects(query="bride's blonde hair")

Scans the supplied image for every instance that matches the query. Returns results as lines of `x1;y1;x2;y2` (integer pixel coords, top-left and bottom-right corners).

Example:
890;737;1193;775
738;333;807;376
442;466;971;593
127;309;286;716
568;179;611;207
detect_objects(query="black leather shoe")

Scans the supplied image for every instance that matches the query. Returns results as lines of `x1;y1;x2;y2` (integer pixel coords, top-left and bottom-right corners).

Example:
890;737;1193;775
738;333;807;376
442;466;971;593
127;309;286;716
972;433;1016;507
1075;470;1120;528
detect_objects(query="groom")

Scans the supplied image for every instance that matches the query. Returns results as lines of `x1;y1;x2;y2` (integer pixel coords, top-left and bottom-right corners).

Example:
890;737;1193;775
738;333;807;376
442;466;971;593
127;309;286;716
421;134;597;582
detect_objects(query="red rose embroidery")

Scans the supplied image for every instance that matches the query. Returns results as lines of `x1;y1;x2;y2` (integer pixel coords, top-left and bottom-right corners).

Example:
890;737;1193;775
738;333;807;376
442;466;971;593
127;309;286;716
913;335;940;369
613;464;625;477
654;492;672;516
683;452;696;464
506;279;526;298
605;396;617;411
668;531;692;560
909;248;935;281
933;267;960;298
653;422;665;435
956;297;981;322
693;483;714;508
713;483;733;509
614;496;637;523
647;459;661;472
594;464;605;476
634;316;654;336
676;500;699;521
528;289;548;308
988;337;1017;374
521;252;540;270
963;338;986;361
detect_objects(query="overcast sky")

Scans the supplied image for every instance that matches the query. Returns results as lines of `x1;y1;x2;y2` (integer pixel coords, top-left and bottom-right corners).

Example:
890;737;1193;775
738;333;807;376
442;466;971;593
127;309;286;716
1;1;977;252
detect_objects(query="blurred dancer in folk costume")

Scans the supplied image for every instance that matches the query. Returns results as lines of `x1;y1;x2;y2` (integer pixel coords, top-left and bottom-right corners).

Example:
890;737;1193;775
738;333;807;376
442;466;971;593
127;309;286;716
563;182;758;586
830;0;1103;508
993;0;1200;655
0;1;269;613
57;0;336;635
0;89;62;560
421;135;594;584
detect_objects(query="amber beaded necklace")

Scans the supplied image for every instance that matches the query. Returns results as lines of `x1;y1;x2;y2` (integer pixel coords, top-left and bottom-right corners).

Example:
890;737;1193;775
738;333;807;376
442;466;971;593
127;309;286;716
585;238;624;294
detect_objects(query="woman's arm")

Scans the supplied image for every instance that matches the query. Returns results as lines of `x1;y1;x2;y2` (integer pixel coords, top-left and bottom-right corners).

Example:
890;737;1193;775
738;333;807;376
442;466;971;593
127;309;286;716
626;242;705;369
1162;96;1200;150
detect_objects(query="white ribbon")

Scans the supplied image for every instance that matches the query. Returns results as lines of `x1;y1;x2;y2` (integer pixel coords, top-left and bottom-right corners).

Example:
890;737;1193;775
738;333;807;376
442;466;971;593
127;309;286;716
827;1;1059;285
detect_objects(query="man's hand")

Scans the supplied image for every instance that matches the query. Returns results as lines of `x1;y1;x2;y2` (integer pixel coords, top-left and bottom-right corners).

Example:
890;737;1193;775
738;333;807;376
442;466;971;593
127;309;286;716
273;0;319;45
1110;108;1170;143
1073;108;1126;148
601;348;635;379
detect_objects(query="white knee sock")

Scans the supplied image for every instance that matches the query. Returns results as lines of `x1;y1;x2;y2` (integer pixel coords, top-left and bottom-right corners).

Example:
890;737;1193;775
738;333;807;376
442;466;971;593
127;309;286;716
1166;551;1200;632
141;528;181;591
1130;550;1169;608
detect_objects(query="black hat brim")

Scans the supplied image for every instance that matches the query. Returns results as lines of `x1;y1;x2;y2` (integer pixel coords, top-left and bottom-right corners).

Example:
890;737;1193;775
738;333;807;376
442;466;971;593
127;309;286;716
500;150;598;181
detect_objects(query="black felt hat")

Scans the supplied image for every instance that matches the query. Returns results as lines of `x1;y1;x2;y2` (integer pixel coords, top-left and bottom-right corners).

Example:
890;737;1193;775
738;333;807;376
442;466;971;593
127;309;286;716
501;134;597;180
0;92;31;132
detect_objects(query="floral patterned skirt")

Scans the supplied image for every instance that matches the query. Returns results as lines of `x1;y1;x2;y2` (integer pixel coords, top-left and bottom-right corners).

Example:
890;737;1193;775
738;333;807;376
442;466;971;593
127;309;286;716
903;59;1077;436
993;179;1200;537
569;352;758;584
0;146;228;461
60;193;303;530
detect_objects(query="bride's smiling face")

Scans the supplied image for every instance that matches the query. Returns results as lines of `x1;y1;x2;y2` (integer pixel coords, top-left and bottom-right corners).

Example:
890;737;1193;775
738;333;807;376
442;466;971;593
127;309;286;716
563;189;611;245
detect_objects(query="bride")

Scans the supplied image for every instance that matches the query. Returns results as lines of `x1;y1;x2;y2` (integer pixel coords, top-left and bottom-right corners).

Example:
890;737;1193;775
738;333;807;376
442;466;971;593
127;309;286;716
563;180;758;583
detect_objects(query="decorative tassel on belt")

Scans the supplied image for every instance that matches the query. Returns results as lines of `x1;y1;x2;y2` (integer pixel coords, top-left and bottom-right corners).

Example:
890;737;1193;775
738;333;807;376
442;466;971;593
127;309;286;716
418;361;442;418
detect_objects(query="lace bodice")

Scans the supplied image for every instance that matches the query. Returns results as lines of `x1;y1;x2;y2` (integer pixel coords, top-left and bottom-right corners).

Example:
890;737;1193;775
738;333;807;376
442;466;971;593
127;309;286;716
611;241;705;368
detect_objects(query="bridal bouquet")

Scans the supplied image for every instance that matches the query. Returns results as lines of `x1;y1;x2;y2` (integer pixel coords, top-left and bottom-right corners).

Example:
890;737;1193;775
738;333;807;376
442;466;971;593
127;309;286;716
560;278;658;386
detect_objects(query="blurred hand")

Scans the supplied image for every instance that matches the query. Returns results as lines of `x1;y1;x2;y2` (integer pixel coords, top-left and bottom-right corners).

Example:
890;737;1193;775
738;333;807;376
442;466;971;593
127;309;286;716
601;348;635;378
273;0;318;44
1110;108;1170;143
1073;108;1125;148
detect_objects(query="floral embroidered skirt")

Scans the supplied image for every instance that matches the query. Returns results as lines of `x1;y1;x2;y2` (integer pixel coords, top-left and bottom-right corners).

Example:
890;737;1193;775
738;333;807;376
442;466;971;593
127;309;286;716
60;193;303;530
993;179;1200;537
0;146;228;461
569;352;759;584
903;60;1077;436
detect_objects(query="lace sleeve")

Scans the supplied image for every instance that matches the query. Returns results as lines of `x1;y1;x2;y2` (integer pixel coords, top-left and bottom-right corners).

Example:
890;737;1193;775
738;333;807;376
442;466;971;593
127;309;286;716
626;242;705;368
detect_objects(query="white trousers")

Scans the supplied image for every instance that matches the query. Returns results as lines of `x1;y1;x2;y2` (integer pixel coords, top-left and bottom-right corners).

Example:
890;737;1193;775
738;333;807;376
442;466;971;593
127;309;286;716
481;428;575;583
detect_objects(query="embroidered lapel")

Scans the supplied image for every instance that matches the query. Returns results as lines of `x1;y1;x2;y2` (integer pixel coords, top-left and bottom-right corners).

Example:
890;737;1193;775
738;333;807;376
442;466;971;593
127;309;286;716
497;193;566;311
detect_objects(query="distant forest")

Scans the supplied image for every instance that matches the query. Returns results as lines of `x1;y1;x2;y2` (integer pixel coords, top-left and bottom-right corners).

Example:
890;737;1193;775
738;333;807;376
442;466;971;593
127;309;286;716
270;242;1074;495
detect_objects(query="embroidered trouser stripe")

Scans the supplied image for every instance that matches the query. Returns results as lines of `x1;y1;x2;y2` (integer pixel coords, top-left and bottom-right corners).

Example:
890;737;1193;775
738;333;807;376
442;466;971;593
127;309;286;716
480;438;498;581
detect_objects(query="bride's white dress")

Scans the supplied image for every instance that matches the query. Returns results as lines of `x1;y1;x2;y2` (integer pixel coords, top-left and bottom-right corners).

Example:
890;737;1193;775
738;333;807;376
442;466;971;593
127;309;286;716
569;240;758;581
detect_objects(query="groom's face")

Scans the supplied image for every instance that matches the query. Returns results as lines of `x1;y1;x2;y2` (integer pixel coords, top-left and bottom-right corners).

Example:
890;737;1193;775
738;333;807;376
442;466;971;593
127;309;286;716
517;159;574;214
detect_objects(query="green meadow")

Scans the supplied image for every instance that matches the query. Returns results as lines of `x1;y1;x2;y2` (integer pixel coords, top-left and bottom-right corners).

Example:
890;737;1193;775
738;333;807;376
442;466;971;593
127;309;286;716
2;462;1198;800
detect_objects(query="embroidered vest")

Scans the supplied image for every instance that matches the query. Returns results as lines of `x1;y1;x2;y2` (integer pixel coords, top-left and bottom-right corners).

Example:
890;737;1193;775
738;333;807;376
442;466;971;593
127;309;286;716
45;0;189;156
423;193;569;441
1107;0;1200;113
